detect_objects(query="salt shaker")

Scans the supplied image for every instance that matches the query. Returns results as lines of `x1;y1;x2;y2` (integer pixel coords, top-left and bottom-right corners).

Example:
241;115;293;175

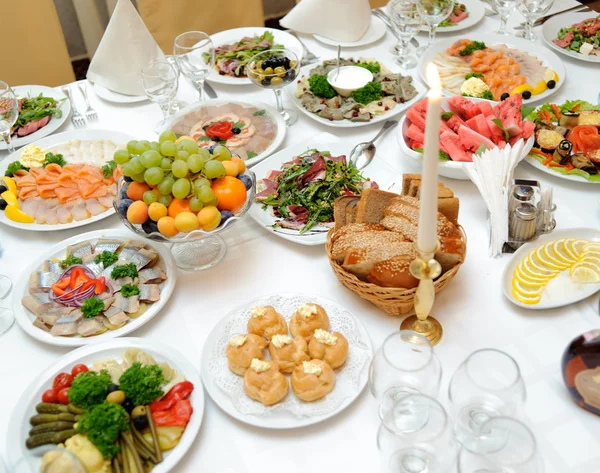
508;203;537;249
508;185;535;216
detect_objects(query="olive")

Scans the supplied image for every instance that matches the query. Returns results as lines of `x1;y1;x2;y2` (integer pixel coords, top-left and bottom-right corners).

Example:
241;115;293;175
261;77;271;87
0;199;6;211
522;91;532;100
263;67;274;75
270;77;283;86
289;59;298;68
274;66;286;76
106;384;120;394
122;399;134;413
131;405;147;418
106;390;126;404
500;93;510;101
547;80;556;89
133;415;149;431
232;127;241;134
0;185;7;194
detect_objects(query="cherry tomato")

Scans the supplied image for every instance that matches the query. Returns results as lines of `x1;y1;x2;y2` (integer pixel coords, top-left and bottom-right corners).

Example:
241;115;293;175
41;389;58;403
71;364;89;377
57;387;70;405
52;373;74;390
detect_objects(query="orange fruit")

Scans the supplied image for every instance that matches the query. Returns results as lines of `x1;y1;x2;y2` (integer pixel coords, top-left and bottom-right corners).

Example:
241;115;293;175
211;176;247;213
167;198;192;218
222;160;239;177
126;181;150;201
230;157;245;174
157;216;179;237
127;200;149;224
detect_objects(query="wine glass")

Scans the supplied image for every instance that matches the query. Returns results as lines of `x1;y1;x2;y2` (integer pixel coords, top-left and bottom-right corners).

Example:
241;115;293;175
0;81;19;153
493;0;518;34
247;49;300;126
448;349;527;451
174;31;215;101
369;330;442;420
141;59;179;133
390;0;424;69
377;393;458;473
0;274;14;336
416;0;455;52
517;0;555;41
458;417;544;473
164;55;187;113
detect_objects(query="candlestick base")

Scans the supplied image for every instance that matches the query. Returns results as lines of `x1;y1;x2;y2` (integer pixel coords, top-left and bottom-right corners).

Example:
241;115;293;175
400;315;443;346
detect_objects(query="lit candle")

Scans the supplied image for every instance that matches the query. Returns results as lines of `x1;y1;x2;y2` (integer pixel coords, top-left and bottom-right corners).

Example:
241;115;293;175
418;63;442;252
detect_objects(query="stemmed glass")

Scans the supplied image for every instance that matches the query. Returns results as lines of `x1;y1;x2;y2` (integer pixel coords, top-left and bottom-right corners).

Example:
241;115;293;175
164;55;187;113
173;31;215;101
0;273;14;336
0;81;19;153
390;0;424;69
369;331;442;420
416;0;455;52
448;349;527;451
141;59;179;133
493;0;518;34
517;0;555;41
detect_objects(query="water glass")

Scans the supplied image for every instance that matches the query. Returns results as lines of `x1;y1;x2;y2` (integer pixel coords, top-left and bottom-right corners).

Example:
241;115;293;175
416;0;455;51
493;0;518;34
174;31;215;101
369;331;442;419
0;81;19;153
141;59;179;133
517;0;555;41
390;0;424;69
448;349;527;451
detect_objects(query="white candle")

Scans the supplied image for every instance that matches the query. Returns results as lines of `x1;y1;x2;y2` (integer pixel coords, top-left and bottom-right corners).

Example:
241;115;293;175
418;63;442;252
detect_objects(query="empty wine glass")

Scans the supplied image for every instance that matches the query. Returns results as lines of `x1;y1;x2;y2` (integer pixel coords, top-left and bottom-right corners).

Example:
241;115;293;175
377;393;458;473
517;0;555;41
458;417;544;473
164;55;187;112
174;31;215;101
390;0;424;69
0;274;14;336
416;0;455;52
369;331;442;420
449;349;527;451
141;59;179;133
0;81;19;153
493;0;518;34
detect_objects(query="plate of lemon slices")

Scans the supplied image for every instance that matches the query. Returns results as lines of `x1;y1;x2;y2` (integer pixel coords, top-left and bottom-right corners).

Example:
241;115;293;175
503;228;600;309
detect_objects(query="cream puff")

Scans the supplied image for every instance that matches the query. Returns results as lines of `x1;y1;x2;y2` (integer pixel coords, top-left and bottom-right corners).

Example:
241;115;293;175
291;360;335;402
308;329;349;369
289;303;330;340
243;358;289;406
268;334;310;374
247;305;288;341
226;334;268;376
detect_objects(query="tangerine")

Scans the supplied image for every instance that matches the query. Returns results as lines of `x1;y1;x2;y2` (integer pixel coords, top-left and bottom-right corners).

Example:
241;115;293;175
211;176;247;213
126;181;150;201
167;198;192;218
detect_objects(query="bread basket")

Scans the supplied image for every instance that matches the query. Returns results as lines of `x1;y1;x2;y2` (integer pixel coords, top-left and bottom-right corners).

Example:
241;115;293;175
325;226;467;316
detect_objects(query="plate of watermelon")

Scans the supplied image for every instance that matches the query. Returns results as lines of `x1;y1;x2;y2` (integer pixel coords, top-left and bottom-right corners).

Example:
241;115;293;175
398;95;536;179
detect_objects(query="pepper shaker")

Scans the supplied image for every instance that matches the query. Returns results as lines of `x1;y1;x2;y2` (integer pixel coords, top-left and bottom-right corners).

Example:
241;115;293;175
508;203;537;249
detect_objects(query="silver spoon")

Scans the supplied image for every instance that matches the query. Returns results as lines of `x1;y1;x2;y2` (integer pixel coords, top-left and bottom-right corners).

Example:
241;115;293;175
349;120;398;170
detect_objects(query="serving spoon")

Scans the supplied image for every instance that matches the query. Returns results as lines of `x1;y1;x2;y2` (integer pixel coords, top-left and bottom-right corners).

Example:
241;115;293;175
349;120;398;170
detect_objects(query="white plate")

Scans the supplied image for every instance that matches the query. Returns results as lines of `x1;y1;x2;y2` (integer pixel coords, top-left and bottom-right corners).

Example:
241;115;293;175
288;63;426;129
1;86;71;150
418;34;566;103
398;96;534;180
387;0;485;33
314;15;386;47
0;129;134;232
12;229;177;347
248;139;400;246
7;338;204;473
542;12;600;64
502;227;600;309
162;99;286;168
93;82;147;103
525;155;600;184
207;27;304;86
200;293;372;429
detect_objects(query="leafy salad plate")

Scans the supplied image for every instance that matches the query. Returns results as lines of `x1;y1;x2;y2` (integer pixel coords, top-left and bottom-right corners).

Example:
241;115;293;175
542;12;600;64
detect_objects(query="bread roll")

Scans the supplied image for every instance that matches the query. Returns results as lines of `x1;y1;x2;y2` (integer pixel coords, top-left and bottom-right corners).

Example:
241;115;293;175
342;241;415;279
367;255;419;288
331;228;407;263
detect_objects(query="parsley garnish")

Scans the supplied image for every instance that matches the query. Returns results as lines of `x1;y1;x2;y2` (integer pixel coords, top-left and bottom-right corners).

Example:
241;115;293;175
101;160;117;178
94;251;118;267
60;255;83;269
121;284;140;298
253;109;266;116
81;297;105;319
110;263;138;279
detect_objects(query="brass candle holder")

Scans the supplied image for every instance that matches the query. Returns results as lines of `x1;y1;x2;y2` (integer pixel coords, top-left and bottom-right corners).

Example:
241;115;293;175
400;242;443;345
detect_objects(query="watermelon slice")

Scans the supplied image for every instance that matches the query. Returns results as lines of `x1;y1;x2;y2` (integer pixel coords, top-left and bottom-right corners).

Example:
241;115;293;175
521;120;536;140
406;124;425;144
445;113;468;133
447;96;475;120
408;139;424;149
486;115;508;146
406;107;426;131
440;130;472;162
493;94;523;137
477;101;494;117
458;124;496;153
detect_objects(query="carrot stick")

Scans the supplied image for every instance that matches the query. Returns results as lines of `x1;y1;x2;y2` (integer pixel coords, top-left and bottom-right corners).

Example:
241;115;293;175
564;162;574;171
551;104;561;120
572;103;581;112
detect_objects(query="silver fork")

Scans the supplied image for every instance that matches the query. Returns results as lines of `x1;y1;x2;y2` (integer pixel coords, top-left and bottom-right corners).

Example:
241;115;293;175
287;30;320;66
78;82;97;121
62;86;86;128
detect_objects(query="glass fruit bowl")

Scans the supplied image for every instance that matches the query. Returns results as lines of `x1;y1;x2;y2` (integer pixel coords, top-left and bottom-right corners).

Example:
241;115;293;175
114;171;256;271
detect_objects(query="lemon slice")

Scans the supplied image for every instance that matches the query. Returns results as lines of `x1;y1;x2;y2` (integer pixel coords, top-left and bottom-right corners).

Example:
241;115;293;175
562;238;580;260
572;259;600;273
512;289;541;305
515;266;548;285
523;254;558;279
510;84;533;96
532;80;548;95
553;240;578;264
580;256;600;268
571;265;600;284
541;243;570;269
535;246;565;271
4;205;34;224
583;243;600;254
544;70;559;83
1;190;18;209
1;176;17;196
512;279;545;296
572;239;589;258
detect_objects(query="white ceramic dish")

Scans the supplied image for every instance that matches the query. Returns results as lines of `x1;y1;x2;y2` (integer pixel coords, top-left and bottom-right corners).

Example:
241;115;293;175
93;82;147;103
314;15;386;47
1;85;71;150
542;12;600;64
200;293;372;429
248;139;400;246
206;27;304;86
7;338;204;473
387;0;485;33
0;129;134;232
418;34;566;103
13;229;176;347
502;227;600;309
524;155;600;184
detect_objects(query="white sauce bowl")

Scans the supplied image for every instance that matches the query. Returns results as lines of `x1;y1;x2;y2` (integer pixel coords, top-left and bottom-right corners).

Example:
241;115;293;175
327;66;373;97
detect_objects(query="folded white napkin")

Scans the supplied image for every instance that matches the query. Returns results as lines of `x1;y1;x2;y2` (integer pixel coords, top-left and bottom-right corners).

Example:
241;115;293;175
280;0;371;42
87;0;164;96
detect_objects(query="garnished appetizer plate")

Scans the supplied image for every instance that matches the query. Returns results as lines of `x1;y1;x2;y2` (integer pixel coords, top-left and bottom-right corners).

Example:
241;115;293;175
503;228;600;309
207;27;303;86
13;229;176;347
0;129;134;231
288;58;426;128
7;338;204;473
1;85;71;150
314;16;386;47
387;0;485;33
419;34;565;103
542;12;600;64
200;293;372;429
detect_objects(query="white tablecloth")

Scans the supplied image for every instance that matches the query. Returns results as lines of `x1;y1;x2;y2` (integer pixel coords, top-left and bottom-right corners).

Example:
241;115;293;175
1;2;600;472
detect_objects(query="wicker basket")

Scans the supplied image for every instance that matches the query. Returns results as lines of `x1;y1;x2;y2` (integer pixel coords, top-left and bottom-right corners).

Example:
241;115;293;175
325;226;466;316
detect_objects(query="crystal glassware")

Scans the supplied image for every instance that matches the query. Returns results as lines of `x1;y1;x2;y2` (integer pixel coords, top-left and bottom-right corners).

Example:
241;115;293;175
141;59;179;133
416;0;455;52
247;49;300;126
173;31;215;101
0;81;19;153
493;0;518;34
390;0;424;69
449;349;527;451
164;55;187;112
369;330;442;419
517;0;555;41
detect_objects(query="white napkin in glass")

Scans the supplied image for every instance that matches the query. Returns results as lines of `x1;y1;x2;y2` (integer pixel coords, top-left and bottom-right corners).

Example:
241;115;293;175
280;0;371;42
87;0;164;96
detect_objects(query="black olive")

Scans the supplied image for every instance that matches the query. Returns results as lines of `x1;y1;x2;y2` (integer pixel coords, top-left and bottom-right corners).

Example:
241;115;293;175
106;384;120;394
522;91;532;100
203;125;209;131
133;415;149;430
122;399;134;413
500;93;510;101
547;80;556;89
261;77;271;87
123;176;133;183
0;199;6;211
232;127;241;134
0;185;7;194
